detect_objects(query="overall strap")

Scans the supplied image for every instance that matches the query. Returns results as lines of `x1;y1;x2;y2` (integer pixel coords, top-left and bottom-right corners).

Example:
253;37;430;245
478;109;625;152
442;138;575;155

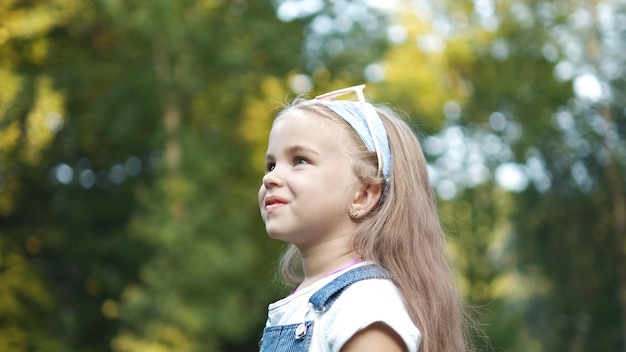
309;264;392;313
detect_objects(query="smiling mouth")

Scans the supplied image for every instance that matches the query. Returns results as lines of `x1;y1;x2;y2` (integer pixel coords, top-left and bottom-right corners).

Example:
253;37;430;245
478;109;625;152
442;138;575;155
265;196;287;211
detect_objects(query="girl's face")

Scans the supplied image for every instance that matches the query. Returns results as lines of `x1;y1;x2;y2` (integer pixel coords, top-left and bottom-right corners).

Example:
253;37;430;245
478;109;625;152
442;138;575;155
258;111;360;250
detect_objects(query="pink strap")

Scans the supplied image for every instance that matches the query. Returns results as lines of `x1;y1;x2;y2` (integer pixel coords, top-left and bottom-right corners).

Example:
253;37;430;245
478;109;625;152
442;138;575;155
290;257;364;295
326;257;364;276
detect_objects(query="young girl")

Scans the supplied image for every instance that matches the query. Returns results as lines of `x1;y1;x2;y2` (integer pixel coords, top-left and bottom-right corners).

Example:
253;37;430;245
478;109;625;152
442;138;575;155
258;85;469;352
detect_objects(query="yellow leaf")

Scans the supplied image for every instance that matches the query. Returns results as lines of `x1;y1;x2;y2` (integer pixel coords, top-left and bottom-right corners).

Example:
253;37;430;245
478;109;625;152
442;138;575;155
20;75;66;165
238;76;288;173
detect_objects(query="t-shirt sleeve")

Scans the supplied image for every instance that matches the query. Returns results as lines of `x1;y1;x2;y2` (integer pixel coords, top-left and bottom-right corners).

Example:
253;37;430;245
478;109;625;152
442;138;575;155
317;279;421;352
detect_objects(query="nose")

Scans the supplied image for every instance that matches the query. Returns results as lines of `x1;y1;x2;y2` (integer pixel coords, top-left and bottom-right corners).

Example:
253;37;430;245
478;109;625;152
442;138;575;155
262;168;282;190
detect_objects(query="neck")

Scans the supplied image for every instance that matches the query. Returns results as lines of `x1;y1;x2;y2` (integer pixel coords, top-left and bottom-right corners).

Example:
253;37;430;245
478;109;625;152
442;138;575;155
296;238;362;291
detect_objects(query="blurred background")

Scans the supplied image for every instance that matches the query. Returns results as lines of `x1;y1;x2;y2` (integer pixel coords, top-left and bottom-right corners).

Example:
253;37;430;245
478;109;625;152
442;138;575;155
0;0;624;351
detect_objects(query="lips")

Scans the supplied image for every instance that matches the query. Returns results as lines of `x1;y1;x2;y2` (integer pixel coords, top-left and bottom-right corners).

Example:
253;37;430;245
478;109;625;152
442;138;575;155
264;195;287;212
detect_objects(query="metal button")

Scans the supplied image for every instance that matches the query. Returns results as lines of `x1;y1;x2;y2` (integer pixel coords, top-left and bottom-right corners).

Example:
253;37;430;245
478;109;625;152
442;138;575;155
295;323;307;339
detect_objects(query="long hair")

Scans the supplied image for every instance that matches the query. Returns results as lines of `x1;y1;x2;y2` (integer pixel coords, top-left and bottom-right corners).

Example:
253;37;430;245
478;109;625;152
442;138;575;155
275;101;471;352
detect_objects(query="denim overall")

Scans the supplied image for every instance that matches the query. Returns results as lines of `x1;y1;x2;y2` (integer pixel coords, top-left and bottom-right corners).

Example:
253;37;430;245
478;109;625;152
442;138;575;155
259;264;393;352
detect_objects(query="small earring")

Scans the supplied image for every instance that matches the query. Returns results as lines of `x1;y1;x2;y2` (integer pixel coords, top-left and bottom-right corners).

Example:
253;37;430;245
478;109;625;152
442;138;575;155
350;210;359;218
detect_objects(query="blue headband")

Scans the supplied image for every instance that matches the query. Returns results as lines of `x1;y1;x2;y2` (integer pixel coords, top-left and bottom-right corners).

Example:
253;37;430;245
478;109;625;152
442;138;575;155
318;100;392;184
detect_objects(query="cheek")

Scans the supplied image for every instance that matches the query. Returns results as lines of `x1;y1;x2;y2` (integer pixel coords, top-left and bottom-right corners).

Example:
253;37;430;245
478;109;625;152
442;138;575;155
322;171;359;204
333;164;359;191
258;185;267;209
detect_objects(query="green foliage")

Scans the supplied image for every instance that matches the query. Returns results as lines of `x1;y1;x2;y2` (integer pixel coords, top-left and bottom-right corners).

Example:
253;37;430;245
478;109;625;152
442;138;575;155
0;0;306;350
421;0;626;350
2;0;389;350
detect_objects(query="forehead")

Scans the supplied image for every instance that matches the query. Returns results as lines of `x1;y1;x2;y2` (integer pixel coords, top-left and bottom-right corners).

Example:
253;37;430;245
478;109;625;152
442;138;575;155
272;107;345;138
267;108;351;151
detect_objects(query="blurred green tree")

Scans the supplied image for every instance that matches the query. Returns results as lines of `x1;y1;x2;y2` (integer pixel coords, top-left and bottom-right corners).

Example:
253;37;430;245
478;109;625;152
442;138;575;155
0;0;390;351
367;0;626;350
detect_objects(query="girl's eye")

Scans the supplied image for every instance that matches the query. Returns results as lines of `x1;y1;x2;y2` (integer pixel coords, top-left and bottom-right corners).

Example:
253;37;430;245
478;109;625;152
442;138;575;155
294;157;308;165
265;162;276;172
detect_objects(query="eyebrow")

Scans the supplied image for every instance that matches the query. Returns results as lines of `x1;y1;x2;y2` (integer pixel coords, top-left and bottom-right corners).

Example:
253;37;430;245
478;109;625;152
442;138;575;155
265;144;321;160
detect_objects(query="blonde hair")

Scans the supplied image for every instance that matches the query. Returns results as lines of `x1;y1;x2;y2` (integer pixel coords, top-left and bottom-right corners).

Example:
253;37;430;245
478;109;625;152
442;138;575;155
275;100;471;352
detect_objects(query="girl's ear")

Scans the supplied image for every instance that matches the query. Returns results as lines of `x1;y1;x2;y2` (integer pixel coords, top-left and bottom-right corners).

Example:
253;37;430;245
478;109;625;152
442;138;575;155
350;183;382;218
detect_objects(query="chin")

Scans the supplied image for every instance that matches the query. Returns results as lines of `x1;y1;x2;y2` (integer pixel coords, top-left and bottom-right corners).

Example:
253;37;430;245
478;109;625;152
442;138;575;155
265;226;292;243
266;229;284;240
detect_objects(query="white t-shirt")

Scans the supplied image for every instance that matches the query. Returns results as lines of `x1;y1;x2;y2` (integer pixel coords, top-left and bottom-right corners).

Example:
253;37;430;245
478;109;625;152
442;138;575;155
265;263;421;352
